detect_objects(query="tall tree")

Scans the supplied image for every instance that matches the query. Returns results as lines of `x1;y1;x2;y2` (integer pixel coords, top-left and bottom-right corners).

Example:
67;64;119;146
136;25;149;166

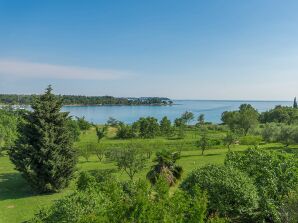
294;97;297;109
9;86;77;193
160;116;173;137
197;114;205;126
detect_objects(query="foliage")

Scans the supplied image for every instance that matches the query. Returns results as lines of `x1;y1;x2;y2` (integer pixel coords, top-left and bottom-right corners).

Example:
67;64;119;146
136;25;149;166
159;116;173;137
221;104;259;135
95;125;107;142
8;86;77;193
293;97;297;109
239;135;262;147
223;131;238;150
278;125;296;147
260;105;298;124
280;187;298;223
106;117;122;127
147;150;182;186
136;117;160;138
30;173;210;223
113;148;147;180
197;128;212;155
225;148;298;222
116;123;136;139
197;114;205;126
261;123;281;143
181;164;259;221
0;94;173;106
0;108;19;154
67;119;81;142
181;111;194;125
76;116;92;132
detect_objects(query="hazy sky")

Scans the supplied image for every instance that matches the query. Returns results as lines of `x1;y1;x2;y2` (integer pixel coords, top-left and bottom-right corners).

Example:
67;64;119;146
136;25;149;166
1;0;298;100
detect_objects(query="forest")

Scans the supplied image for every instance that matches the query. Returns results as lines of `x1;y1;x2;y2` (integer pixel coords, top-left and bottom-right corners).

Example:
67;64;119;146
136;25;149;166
0;87;297;223
0;94;173;106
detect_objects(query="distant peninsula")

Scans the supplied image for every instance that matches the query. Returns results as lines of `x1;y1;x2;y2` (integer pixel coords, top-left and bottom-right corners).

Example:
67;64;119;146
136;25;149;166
0;94;173;106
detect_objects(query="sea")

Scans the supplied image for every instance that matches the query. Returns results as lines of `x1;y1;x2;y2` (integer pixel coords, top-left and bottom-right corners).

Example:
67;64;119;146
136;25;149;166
61;100;292;124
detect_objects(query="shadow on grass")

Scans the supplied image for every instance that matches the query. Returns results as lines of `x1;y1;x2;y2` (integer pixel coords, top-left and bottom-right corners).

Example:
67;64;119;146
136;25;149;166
0;172;38;201
267;146;298;156
181;153;220;158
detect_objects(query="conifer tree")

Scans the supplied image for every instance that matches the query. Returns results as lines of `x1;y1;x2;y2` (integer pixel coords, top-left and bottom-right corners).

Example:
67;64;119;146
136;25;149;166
293;97;297;109
9;86;77;193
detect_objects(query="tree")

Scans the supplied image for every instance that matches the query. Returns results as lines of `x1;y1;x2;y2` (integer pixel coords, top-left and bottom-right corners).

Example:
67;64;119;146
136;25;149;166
223;131;237;151
294;97;297;109
106;117;121;127
76;116;92;132
147;150;183;186
9;86;77;193
137;117;160;138
160;116;173;137
116;123;136;139
279;125;295;147
181;111;194;125
181;165;259;221
221;104;259;135
197;129;210;155
225;148;298;222
67;119;81;142
0;108;19;155
261;123;280;143
95;125;107;143
197;114;205;126
114;148;146;180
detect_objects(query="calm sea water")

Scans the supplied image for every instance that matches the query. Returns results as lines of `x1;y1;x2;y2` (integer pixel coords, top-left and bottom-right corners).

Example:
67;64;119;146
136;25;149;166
61;100;292;124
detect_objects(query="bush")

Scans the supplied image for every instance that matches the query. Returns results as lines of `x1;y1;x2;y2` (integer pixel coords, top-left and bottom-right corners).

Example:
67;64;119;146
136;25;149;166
181;164;259;221
30;175;213;223
116;124;136;139
239;135;262;147
225;148;298;222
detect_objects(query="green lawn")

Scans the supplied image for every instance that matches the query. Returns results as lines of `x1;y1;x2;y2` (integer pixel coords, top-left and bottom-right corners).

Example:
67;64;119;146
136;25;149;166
0;127;293;223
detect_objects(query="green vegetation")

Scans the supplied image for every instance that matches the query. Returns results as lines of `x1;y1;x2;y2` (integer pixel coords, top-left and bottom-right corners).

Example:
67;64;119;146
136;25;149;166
0;88;298;223
8;86;77;193
0;94;173;106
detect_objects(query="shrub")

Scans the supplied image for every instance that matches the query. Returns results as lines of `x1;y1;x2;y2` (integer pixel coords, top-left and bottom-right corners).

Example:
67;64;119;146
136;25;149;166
181;164;259;220
225;148;298;222
30;175;213;223
239;135;262;147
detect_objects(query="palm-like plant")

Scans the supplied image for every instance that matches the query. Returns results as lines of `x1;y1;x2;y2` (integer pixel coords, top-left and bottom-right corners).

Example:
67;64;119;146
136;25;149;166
147;150;183;186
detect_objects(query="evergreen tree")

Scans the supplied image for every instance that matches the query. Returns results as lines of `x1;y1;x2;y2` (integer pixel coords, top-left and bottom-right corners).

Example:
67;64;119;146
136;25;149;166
293;97;297;109
9;86;77;193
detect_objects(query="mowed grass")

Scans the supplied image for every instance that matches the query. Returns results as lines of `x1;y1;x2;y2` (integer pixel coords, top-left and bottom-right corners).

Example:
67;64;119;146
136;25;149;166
0;127;293;223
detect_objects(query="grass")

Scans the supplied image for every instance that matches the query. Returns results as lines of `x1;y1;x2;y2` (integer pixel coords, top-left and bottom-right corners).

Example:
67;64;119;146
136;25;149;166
0;127;295;223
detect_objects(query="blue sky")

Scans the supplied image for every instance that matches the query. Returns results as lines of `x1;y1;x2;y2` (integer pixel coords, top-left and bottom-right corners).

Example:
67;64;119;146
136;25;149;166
0;0;298;100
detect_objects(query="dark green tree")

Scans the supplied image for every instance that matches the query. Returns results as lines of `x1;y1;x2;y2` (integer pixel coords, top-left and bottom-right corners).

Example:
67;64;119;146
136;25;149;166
197;114;205;126
294;97;297;109
137;117;160;138
9;86;77;193
160;116;173;137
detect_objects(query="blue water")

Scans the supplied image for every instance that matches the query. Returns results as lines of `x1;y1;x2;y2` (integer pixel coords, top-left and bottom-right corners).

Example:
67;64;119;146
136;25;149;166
62;100;292;124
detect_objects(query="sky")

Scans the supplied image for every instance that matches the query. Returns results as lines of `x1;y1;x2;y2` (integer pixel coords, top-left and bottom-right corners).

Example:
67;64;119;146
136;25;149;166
0;0;298;100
